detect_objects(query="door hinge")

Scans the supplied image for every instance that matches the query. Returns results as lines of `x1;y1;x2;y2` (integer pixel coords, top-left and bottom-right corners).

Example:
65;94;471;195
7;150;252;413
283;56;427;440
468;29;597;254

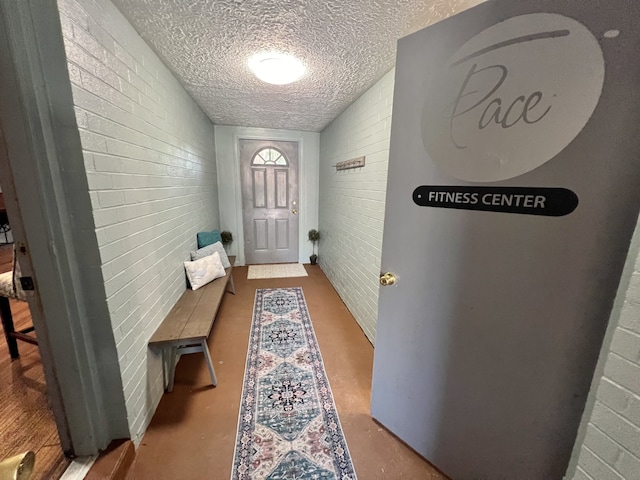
19;276;35;291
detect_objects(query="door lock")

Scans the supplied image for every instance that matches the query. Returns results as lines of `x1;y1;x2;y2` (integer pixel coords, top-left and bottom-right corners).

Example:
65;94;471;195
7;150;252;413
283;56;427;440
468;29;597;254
379;272;397;286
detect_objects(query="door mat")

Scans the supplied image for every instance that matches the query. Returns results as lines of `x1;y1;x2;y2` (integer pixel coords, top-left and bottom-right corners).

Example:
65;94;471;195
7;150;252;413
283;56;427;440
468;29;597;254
231;288;357;479
247;263;308;280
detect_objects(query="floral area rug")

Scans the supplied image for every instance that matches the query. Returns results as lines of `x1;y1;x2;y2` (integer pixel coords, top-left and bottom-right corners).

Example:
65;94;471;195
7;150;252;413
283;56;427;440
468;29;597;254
231;287;357;480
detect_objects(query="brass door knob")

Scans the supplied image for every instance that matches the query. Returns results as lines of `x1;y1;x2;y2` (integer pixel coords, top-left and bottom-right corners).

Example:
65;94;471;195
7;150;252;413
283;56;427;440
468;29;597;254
0;451;35;480
292;209;298;215
379;272;397;286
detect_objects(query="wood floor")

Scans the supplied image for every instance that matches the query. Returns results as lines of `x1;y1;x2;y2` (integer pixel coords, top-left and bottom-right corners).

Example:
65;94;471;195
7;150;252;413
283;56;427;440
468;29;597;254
128;264;447;479
0;244;69;479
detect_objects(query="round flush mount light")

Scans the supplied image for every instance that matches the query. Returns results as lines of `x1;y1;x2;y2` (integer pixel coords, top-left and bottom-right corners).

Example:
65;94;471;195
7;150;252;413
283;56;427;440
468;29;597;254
248;53;306;85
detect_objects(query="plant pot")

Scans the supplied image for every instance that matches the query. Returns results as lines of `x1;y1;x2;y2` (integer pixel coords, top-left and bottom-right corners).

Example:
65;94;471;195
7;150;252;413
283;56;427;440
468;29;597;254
310;254;317;265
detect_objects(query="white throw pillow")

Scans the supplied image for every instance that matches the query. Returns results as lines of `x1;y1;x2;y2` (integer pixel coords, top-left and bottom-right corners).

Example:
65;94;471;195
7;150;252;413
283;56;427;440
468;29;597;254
190;241;231;268
184;252;226;290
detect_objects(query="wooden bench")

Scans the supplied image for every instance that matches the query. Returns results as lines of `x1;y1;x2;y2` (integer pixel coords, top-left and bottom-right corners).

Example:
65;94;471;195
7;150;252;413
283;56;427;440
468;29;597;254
149;256;235;392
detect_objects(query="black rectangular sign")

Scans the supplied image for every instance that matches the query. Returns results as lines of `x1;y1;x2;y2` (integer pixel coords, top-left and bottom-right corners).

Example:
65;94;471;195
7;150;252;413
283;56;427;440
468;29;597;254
413;186;578;216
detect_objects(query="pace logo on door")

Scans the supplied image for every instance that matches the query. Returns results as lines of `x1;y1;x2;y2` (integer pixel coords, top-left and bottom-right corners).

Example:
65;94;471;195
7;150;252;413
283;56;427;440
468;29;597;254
421;13;605;183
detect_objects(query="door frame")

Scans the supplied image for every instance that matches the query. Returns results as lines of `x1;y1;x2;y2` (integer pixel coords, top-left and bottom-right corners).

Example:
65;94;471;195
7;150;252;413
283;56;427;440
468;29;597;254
239;139;300;264
230;133;311;266
0;0;128;455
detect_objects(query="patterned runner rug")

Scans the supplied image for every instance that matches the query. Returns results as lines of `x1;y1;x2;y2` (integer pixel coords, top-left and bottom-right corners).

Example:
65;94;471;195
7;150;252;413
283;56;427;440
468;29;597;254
231;287;357;479
247;264;308;280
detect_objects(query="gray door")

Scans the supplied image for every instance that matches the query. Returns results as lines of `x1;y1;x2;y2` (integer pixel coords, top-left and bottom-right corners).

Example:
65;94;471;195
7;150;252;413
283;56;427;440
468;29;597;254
371;1;640;479
240;139;299;264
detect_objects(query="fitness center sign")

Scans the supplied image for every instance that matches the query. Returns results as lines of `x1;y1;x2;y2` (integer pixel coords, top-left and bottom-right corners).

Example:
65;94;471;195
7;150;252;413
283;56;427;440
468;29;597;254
413;186;578;217
422;13;604;182
415;13;604;215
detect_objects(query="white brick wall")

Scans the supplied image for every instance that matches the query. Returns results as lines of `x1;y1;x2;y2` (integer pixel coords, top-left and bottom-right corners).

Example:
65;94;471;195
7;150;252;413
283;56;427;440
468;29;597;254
318;70;394;343
58;0;219;443
570;216;640;480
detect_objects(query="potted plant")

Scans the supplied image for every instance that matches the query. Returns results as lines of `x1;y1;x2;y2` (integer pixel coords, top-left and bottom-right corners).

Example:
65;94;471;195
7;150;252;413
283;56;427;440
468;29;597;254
308;229;320;265
221;231;233;251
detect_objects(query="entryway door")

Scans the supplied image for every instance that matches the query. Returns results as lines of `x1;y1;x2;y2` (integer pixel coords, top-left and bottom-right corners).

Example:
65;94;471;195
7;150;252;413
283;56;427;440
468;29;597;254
371;1;640;479
240;139;299;264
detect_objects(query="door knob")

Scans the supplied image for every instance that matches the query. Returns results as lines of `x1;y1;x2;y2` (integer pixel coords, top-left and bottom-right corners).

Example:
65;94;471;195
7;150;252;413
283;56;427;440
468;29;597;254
292;208;298;215
379;272;397;286
0;451;35;480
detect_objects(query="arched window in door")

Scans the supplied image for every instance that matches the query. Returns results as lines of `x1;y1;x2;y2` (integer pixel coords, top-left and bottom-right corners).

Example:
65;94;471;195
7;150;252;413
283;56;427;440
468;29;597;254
251;147;288;166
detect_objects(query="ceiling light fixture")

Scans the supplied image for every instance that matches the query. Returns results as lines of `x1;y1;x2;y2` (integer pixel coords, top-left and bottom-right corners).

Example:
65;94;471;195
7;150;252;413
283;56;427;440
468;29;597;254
248;53;306;85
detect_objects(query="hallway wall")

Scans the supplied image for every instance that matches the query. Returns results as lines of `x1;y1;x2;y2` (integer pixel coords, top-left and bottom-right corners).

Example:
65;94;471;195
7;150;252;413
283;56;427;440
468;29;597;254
58;0;219;443
318;70;394;343
569;214;640;479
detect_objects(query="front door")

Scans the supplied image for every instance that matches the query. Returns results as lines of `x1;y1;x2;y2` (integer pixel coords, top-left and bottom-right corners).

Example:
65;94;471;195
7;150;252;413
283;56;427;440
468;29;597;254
371;1;640;479
240;139;299;264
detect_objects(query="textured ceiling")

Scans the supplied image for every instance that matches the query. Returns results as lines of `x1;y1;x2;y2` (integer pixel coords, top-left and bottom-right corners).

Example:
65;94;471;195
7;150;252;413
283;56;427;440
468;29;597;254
112;0;484;132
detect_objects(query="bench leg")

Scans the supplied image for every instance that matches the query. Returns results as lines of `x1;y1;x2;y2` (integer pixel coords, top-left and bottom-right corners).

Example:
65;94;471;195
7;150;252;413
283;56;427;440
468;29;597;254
160;341;217;392
161;347;168;390
227;272;236;295
200;339;217;387
161;346;178;393
0;296;19;359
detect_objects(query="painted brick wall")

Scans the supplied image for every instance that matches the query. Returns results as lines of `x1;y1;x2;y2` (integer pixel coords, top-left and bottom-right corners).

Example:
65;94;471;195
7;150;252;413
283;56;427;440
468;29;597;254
58;0;219;443
318;70;394;343
569;216;640;480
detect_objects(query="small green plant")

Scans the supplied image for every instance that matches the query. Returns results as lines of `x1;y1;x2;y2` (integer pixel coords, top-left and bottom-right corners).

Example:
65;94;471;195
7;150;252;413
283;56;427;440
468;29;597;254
308;229;320;264
221;231;233;246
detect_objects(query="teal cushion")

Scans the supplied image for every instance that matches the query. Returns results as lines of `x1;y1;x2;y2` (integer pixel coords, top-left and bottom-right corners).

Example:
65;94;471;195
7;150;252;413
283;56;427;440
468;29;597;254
197;229;222;248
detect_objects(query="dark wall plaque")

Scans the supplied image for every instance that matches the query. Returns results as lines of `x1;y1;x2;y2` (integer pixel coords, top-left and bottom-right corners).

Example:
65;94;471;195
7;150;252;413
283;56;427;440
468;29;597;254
413;186;578;216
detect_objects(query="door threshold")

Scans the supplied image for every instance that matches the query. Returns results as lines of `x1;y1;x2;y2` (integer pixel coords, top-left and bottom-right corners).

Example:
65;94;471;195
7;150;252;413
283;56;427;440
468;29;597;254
59;455;97;480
